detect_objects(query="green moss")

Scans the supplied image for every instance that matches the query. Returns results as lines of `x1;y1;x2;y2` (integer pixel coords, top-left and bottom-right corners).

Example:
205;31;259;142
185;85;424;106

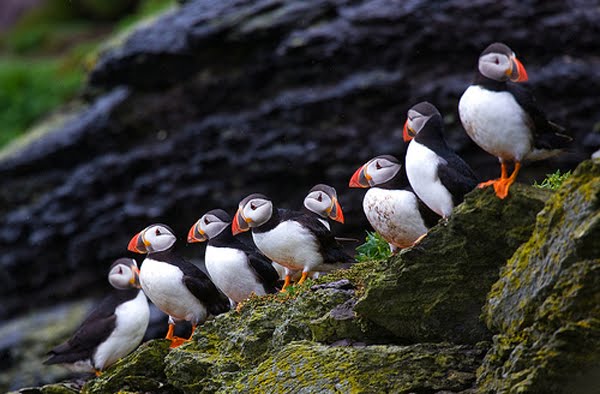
478;159;600;393
533;169;572;190
232;341;487;393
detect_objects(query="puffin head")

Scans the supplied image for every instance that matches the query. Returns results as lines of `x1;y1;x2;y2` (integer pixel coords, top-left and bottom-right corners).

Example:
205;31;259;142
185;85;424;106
478;42;528;83
108;258;141;289
127;223;176;254
403;101;441;142
188;209;231;243
232;193;273;235
303;184;344;224
349;155;402;188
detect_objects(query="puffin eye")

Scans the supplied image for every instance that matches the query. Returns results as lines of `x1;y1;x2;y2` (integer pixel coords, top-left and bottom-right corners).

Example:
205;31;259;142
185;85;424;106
118;267;123;274
494;57;499;65
204;218;209;225
250;202;257;210
375;161;382;170
317;193;323;202
155;228;161;236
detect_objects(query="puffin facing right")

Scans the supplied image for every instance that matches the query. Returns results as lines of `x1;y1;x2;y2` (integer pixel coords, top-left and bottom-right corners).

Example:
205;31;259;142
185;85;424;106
458;42;571;199
44;258;149;376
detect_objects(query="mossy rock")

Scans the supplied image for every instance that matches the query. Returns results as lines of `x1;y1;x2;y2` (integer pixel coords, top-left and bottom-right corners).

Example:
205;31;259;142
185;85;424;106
478;159;600;393
82;340;177;394
231;340;488;393
355;184;550;344
163;284;358;393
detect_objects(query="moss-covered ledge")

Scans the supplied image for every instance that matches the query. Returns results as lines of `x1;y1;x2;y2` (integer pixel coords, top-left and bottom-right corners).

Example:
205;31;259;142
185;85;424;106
355;184;551;344
478;158;600;393
232;340;489;393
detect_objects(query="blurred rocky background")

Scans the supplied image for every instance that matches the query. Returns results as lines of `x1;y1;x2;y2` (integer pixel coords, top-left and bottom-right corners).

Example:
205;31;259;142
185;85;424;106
0;0;598;391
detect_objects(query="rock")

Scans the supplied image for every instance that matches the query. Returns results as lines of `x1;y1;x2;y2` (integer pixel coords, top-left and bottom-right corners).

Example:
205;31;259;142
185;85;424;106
477;159;600;393
233;340;488;393
355;184;550;344
1;0;599;327
81;340;176;394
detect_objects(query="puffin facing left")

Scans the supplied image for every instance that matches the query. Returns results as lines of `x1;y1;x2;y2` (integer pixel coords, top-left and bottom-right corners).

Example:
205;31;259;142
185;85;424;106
44;258;149;376
128;223;230;348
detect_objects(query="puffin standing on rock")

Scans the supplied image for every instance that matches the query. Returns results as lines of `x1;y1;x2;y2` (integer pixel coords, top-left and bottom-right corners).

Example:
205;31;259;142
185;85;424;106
187;209;279;306
349;155;440;252
404;101;478;218
128;223;229;348
232;193;354;290
459;42;571;199
44;258;149;376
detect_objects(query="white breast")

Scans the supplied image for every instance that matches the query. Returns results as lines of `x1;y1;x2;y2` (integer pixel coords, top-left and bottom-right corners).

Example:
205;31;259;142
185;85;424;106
363;188;428;249
252;220;322;272
93;290;149;370
205;245;266;303
405;140;454;218
139;258;208;324
459;85;532;162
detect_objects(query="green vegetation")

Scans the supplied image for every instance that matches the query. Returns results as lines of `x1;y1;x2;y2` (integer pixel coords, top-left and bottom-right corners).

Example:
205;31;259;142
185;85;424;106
355;231;392;262
0;0;176;150
533;169;572;191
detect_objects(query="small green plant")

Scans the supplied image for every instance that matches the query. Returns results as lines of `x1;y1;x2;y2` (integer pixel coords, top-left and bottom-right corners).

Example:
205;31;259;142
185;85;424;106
355;231;392;263
533;169;572;191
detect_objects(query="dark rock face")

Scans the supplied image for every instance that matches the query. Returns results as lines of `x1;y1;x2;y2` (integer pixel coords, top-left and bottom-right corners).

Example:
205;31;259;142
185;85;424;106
355;184;550;344
478;159;600;393
0;0;599;345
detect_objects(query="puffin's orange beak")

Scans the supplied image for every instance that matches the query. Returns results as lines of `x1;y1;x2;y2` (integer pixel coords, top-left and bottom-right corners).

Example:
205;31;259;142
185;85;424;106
231;208;250;235
328;197;345;224
403;119;415;142
187;222;207;243
509;55;528;82
349;164;370;188
127;231;148;254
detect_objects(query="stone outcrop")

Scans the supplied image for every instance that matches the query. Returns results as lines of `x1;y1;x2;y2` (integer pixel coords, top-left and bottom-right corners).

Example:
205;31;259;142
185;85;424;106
2;0;600;391
1;0;599;326
478;159;600;393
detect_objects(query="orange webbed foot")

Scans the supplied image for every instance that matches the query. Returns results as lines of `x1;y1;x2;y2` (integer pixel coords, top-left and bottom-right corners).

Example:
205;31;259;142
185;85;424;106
169;336;188;348
477;179;499;188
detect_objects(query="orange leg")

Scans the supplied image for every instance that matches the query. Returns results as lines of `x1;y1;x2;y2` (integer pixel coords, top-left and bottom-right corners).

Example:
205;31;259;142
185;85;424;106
94;369;102;377
166;322;189;348
165;322;176;340
280;274;292;292
478;162;508;188
493;161;521;199
297;271;309;285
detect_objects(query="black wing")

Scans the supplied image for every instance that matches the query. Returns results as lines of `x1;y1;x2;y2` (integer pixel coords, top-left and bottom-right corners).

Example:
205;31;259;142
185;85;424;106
169;254;230;316
508;83;572;150
246;250;279;294
44;290;137;364
293;213;355;266
417;197;442;228
437;153;478;206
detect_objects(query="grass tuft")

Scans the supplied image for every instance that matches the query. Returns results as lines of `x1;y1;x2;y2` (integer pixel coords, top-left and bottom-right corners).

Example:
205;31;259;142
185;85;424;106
533;170;572;191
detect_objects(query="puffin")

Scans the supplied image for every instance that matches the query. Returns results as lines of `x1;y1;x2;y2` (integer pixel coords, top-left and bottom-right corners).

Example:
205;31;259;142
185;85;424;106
302;184;345;230
349;155;441;252
187;209;279;306
458;42;571;199
232;193;355;290
403;101;478;218
44;258;149;376
128;223;229;348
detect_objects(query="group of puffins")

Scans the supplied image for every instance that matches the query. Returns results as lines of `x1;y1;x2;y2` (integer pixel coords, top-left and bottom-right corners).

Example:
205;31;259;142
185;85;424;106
44;42;570;376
